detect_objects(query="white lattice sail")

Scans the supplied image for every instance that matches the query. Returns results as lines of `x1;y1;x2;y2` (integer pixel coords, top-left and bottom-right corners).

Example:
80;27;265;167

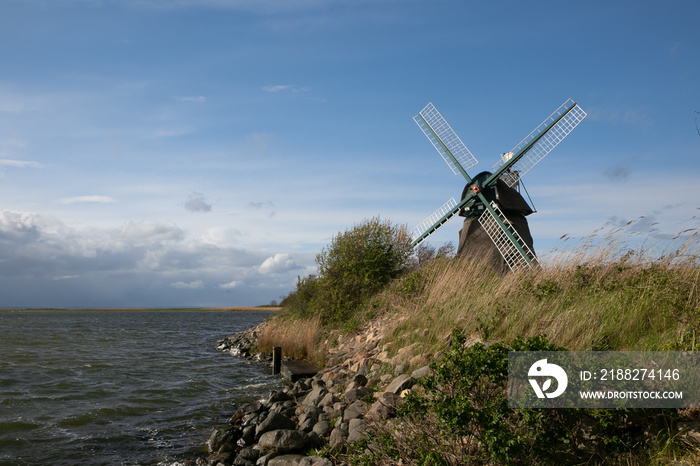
494;99;587;188
410;197;458;244
414;103;478;176
478;202;538;271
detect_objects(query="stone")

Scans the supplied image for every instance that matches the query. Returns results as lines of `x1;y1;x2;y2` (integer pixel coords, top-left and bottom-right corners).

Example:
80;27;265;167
299;457;333;466
678;421;700;446
256;412;297;437
258;429;309;456
207;425;241;453
266;390;293;405
347;418;367;443
233;447;259;466
319;392;336;407
302;385;327;407
343;400;368;421
385;374;414;395
268;454;307;466
312;420;332;437
343;387;371;404
365;392;402;422
411;365;431;380
328;427;348;450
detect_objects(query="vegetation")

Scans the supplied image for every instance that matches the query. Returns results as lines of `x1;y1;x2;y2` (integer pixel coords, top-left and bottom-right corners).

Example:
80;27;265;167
350;331;691;465
259;217;700;464
280;216;413;327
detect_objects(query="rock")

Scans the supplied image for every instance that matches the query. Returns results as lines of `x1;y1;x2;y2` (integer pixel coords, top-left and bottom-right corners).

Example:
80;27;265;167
207;425;241;453
241;400;264;415
678;421;700;446
268;454;307;466
319;392;336;407
343;387;371;404
385;374;414;395
328;427;348;450
411;365;431;380
365;392;402;422
256;412;297;437
312;420;332;437
233;447;259;465
347;418;367;443
299;457;333;466
343;400;368;421
258;429;309;456
266;390;293;405
302;385;327;407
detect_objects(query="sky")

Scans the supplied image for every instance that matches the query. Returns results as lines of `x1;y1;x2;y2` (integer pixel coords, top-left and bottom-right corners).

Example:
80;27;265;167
0;0;698;308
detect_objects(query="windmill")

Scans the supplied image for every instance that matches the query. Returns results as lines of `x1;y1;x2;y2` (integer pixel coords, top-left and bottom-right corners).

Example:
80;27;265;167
410;98;587;272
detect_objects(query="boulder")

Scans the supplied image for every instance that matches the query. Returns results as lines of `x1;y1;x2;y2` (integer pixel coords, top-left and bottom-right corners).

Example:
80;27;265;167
365;392;402;422
347;418;367;443
343;400;368;421
258;429;309;456
312;420;332;438
385;374;414;395
256;412;297;437
328;427;348;450
268;454;307;466
299;457;334;466
207;424;241;453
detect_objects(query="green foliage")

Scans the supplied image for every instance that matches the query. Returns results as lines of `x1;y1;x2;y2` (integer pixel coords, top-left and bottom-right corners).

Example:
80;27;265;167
281;217;413;328
351;331;682;465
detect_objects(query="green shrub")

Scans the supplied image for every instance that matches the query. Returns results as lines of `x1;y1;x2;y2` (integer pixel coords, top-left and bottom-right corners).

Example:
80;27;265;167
351;330;681;465
281;217;413;328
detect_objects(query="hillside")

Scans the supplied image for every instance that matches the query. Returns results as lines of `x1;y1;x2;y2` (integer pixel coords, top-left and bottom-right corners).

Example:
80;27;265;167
243;220;700;464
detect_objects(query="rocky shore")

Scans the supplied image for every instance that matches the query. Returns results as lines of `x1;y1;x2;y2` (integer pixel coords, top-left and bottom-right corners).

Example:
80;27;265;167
204;320;435;466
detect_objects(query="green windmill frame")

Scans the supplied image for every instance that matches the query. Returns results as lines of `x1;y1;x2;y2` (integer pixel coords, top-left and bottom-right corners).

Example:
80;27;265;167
411;98;587;271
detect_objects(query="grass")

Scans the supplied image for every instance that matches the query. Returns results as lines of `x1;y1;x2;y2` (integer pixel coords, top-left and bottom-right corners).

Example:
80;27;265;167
260;221;700;464
255;313;326;366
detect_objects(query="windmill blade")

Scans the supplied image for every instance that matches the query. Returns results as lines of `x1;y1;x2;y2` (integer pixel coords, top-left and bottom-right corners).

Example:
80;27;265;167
411;197;460;246
493;99;587;188
478;201;538;271
414;103;478;179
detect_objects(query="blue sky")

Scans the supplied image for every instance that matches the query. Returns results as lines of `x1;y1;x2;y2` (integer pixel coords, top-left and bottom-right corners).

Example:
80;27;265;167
0;0;698;308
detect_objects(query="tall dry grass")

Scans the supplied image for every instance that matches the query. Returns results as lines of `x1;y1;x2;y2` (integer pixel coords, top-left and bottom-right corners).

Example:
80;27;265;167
255;314;326;366
376;222;700;360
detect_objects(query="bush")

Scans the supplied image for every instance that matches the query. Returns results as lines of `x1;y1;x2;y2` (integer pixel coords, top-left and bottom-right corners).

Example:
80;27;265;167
351;330;681;465
282;217;413;328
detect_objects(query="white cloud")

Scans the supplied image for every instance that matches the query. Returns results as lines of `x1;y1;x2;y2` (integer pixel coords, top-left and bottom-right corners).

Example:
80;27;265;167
0;159;43;168
262;84;310;93
120;220;185;243
171;95;207;102
218;280;242;289
170;280;205;289
259;253;297;274
58;195;117;204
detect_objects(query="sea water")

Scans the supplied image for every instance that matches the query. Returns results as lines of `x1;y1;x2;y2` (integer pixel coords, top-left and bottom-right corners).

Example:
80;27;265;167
0;310;283;465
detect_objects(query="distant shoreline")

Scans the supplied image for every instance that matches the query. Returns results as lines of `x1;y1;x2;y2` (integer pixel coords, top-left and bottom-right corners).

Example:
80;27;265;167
0;307;283;312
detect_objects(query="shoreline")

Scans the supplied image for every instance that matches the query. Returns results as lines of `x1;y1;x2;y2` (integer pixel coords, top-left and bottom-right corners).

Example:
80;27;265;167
207;317;432;465
0;307;283;313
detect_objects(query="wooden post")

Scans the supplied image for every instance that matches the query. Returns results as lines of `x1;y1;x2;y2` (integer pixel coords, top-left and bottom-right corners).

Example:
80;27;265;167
272;346;282;375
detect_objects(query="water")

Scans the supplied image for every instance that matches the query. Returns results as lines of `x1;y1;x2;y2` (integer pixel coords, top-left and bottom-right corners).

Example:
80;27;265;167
0;310;283;466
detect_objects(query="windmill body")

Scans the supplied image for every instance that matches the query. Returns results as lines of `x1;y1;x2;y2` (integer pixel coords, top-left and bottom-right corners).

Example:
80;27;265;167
410;99;587;272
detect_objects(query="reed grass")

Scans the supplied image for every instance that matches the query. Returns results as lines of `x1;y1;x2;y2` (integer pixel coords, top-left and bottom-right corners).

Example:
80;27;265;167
255;313;326;366
375;222;700;362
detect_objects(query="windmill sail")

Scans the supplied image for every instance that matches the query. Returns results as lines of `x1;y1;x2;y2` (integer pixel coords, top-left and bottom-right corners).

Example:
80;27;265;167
414;102;478;178
478;201;538;271
493;99;587;188
411;197;459;245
